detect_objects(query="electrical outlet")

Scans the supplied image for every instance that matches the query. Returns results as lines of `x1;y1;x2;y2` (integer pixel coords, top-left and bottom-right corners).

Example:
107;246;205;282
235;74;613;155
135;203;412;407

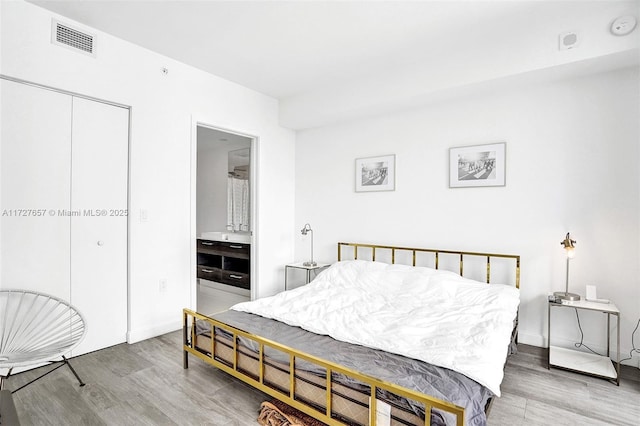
140;209;148;222
159;278;167;293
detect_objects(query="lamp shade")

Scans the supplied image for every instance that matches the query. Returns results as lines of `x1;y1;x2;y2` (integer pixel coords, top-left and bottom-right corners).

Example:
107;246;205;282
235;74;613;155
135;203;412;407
561;233;576;258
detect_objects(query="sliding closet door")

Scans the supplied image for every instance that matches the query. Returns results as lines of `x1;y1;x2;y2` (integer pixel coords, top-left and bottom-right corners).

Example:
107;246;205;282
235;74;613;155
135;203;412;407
70;97;128;355
0;79;72;299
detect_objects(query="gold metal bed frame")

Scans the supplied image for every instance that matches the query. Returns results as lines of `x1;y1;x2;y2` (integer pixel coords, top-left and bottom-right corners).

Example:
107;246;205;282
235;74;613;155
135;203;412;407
183;242;521;426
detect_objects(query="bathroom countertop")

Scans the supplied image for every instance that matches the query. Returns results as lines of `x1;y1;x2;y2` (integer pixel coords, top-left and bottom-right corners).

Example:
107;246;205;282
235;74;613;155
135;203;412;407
200;231;251;244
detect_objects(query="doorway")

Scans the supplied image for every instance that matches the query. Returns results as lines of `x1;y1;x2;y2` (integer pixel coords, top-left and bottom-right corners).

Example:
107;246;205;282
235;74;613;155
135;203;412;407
193;124;256;315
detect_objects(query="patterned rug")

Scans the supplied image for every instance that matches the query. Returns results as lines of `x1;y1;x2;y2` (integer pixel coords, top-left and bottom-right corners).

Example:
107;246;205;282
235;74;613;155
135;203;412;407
257;399;327;426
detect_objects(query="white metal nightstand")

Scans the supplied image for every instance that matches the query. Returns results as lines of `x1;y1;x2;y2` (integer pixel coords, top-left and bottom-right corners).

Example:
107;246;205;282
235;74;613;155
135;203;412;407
284;262;329;290
547;299;620;385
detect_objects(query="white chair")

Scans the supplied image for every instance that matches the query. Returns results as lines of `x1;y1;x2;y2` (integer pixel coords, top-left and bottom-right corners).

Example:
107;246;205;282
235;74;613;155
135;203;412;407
0;290;86;393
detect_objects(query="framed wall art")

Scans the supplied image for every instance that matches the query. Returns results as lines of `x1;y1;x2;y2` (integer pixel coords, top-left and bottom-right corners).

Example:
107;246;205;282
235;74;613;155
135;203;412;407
449;142;506;188
355;154;395;192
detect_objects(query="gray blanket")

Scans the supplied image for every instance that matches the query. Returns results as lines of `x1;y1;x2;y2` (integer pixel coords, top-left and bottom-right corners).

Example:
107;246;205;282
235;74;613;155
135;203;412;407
196;310;491;426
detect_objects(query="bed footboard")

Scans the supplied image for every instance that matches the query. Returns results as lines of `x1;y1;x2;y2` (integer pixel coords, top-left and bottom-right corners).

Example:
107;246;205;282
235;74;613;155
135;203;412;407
183;308;464;426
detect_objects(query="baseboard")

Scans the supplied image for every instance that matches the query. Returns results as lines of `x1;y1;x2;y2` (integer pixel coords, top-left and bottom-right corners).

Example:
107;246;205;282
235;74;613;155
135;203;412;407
517;332;640;368
517;331;545;348
127;319;182;344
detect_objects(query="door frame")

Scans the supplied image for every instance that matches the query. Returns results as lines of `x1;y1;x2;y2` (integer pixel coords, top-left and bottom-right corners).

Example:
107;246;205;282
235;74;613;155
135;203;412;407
189;118;259;309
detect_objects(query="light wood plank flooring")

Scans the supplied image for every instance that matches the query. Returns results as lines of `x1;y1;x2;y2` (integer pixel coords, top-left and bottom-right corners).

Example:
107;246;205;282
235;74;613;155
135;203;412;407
3;332;639;425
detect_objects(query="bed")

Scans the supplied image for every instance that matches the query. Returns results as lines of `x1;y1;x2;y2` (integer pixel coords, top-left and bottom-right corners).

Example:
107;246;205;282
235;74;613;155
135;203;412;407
183;242;520;426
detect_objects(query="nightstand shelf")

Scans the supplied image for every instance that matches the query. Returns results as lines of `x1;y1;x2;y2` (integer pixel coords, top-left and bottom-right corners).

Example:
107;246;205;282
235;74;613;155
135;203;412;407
549;346;618;379
548;299;620;385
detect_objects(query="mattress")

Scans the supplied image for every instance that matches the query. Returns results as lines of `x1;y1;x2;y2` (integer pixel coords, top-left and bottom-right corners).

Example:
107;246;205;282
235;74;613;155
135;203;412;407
196;310;492;426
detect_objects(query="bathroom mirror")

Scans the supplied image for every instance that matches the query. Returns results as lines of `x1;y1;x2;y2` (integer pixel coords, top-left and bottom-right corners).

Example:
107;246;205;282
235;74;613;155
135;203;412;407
228;148;250;179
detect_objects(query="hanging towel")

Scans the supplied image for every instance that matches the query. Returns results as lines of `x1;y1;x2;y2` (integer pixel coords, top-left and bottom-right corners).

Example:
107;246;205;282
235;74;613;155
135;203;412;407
227;177;249;231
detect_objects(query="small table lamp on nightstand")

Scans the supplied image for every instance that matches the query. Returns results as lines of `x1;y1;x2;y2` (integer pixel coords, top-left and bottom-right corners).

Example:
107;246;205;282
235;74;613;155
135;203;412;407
554;232;581;301
300;223;317;267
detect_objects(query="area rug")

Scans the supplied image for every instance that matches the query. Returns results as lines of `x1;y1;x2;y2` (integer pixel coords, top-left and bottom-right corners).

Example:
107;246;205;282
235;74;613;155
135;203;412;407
257;399;327;426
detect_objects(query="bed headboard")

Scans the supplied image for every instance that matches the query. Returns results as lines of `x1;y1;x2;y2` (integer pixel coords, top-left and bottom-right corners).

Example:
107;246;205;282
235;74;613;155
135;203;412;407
337;242;520;289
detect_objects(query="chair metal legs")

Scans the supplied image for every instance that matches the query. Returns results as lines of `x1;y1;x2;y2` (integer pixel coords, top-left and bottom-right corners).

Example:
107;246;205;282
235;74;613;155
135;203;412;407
62;356;86;387
0;369;11;391
3;357;85;394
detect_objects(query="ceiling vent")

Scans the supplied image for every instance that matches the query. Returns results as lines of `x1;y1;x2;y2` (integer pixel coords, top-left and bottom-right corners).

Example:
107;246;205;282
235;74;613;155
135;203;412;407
51;19;96;57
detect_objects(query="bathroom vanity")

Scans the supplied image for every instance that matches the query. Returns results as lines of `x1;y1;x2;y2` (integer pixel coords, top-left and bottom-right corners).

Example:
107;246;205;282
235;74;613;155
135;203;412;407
197;235;250;313
197;239;250;289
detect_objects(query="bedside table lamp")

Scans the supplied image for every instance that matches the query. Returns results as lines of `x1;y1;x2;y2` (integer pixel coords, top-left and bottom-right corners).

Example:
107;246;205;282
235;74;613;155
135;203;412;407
554;232;581;301
300;223;317;267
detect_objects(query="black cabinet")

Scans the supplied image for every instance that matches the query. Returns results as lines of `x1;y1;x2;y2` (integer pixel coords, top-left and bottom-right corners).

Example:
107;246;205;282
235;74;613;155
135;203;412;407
197;239;250;290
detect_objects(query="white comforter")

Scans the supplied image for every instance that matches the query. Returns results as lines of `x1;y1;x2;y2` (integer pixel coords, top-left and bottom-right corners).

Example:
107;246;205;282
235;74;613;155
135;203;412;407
232;260;519;396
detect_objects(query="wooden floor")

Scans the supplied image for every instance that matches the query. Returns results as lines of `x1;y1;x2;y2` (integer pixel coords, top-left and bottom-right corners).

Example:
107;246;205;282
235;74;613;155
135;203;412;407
4;332;639;425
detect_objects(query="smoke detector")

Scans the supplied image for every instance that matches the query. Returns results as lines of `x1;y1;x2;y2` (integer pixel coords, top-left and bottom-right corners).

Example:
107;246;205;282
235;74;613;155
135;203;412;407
559;31;579;50
610;15;637;36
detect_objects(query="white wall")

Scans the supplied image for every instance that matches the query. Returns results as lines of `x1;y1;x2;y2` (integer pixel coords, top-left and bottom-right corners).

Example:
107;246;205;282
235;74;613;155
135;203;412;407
1;0;295;342
295;67;640;367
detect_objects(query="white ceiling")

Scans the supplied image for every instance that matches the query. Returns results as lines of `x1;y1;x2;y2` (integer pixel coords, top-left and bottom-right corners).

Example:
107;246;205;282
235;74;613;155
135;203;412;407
28;0;640;129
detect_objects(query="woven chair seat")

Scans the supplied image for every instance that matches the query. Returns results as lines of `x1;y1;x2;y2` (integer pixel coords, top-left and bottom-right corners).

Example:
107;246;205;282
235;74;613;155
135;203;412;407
0;290;86;370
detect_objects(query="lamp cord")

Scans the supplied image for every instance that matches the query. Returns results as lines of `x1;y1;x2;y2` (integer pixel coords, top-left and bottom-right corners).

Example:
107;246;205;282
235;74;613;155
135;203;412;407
573;308;603;356
620;317;640;364
574;310;640;366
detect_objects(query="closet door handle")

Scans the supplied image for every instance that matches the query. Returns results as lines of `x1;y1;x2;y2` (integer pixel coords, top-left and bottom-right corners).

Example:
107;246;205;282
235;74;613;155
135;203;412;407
229;245;243;249
229;274;243;279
